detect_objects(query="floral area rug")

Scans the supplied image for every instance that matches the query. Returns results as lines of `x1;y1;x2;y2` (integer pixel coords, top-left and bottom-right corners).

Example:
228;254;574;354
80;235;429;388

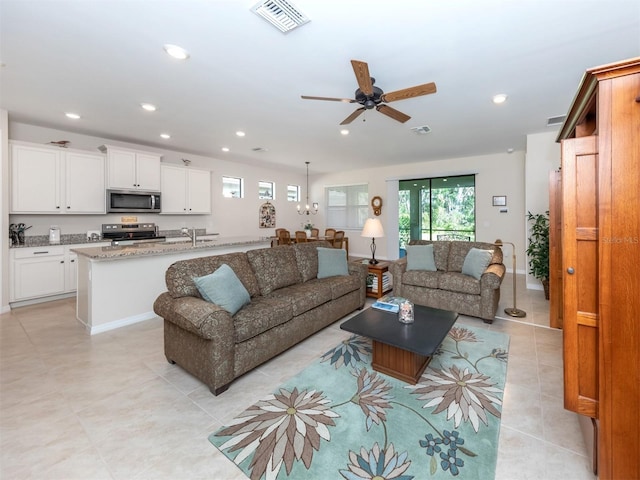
209;324;509;480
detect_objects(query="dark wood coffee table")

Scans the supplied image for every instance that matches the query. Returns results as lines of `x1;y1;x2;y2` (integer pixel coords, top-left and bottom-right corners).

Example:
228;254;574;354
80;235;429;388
340;304;458;384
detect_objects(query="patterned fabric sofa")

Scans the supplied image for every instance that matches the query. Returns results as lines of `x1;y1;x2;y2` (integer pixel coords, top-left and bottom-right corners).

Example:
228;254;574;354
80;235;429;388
153;241;367;395
390;240;505;323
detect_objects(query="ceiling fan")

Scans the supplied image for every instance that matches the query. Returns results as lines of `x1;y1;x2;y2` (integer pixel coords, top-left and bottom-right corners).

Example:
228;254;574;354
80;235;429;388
301;59;437;125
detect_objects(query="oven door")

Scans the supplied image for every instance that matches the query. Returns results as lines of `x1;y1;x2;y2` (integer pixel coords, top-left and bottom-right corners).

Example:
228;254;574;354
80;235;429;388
107;190;161;213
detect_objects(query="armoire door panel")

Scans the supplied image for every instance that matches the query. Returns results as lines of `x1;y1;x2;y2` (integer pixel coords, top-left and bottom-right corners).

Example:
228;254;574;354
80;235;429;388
561;135;599;417
549;170;563;329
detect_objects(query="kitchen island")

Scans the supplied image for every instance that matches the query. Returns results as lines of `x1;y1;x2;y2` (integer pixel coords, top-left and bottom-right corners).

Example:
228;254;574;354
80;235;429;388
72;236;271;334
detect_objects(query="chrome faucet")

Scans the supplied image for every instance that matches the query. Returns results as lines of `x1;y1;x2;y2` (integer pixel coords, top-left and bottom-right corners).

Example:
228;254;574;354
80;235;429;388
181;227;197;246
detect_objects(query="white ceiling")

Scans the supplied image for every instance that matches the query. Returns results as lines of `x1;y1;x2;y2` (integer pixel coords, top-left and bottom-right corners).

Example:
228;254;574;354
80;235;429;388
1;0;639;174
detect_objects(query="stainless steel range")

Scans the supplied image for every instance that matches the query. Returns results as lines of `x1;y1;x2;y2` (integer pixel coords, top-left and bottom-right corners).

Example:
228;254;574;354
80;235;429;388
101;223;165;245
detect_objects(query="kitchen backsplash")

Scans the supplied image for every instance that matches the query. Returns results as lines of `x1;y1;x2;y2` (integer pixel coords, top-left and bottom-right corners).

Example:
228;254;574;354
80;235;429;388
10;229;208;248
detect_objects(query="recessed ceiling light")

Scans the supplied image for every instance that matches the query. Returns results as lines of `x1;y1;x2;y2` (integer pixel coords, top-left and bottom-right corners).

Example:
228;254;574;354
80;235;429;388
340;129;349;135
221;147;230;152
160;133;171;139
236;131;245;137
65;112;81;119
163;44;190;60
492;94;508;104
141;103;157;112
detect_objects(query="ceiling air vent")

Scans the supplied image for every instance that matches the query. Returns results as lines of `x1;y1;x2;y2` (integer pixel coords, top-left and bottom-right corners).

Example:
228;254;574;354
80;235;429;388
251;0;310;33
410;125;432;135
547;115;566;127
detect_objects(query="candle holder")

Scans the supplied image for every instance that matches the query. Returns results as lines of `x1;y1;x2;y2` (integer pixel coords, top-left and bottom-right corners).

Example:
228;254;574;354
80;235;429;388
399;299;414;324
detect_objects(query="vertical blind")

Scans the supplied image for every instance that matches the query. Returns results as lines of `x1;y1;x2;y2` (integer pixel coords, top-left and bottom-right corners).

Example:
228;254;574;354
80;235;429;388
325;184;369;229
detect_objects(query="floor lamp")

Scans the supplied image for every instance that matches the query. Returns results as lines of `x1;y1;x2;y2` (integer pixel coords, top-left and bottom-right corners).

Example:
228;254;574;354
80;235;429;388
494;239;527;318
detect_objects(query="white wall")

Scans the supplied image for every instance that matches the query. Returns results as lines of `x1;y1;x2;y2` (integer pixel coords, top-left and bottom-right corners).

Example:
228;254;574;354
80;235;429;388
313;150;528;271
524;130;561;289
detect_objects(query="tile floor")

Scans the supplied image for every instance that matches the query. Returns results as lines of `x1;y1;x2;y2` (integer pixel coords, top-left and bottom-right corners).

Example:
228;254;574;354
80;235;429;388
0;274;596;479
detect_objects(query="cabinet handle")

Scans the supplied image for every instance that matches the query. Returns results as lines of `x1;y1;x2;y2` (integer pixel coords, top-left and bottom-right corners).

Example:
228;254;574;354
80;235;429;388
67;206;71;209
567;267;575;274
71;259;75;263
33;251;49;254
56;206;60;209
60;260;64;264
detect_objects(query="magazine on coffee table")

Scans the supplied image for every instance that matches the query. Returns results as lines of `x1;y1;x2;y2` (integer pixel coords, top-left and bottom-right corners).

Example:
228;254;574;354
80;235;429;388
371;295;403;313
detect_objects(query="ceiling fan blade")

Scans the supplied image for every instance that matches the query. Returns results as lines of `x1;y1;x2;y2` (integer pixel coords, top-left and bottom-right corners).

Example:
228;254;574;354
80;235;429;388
301;95;355;103
340;107;366;125
350;60;373;96
380;82;437;103
376;104;411;123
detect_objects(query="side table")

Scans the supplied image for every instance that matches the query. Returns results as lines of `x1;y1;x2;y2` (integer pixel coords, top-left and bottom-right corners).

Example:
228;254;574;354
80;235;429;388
366;261;392;299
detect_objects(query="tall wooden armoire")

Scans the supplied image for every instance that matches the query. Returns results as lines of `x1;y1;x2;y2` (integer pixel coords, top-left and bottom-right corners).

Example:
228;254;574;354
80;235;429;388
557;57;640;479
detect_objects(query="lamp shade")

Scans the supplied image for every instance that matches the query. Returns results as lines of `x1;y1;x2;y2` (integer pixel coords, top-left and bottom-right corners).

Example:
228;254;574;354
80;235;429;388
361;218;385;238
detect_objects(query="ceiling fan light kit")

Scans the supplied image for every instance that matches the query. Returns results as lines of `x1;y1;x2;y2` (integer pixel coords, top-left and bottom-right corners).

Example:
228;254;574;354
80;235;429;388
302;59;437;125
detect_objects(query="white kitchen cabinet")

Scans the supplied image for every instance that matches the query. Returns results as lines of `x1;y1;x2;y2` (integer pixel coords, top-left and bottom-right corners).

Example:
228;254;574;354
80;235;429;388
10;246;66;301
10;142;105;214
9;243;109;303
101;145;161;191
160;164;211;214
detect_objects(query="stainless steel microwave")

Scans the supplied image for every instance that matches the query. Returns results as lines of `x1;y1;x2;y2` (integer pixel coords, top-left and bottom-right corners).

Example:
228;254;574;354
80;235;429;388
107;189;161;213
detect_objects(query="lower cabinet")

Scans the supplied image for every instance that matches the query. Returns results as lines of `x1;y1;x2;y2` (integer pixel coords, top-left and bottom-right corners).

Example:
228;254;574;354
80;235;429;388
11;246;66;301
10;243;107;303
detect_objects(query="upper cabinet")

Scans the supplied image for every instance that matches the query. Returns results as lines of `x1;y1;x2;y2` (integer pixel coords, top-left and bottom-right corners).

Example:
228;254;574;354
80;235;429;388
10;142;105;214
160;164;211;214
99;145;161;191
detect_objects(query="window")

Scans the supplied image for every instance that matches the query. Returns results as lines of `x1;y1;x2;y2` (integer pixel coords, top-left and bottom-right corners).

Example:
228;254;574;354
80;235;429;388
398;175;476;249
287;184;300;202
325;184;368;229
258;181;274;200
222;176;243;198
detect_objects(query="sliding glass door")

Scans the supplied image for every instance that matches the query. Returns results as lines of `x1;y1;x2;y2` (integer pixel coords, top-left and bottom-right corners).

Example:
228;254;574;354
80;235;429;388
399;175;476;251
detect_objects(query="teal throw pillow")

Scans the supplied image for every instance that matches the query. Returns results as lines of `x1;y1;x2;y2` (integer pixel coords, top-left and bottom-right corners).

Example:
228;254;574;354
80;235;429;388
461;248;494;280
406;244;437;271
193;263;250;315
317;247;349;279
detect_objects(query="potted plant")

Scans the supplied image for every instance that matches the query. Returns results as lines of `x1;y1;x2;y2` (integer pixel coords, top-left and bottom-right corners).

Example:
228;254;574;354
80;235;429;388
303;222;314;237
525;211;550;299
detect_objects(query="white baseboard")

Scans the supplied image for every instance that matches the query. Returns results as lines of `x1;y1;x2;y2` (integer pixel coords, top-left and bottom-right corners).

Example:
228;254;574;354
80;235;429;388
82;311;157;335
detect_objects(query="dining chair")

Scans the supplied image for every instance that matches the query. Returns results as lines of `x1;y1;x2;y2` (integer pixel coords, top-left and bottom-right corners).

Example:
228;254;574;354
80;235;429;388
294;231;308;243
277;229;292;245
310;228;320;238
332;230;345;249
324;228;336;239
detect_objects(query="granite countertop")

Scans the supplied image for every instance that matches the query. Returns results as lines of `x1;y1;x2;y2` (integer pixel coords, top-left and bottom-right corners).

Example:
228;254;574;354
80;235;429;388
9;229;209;249
9;233;109;248
71;236;271;260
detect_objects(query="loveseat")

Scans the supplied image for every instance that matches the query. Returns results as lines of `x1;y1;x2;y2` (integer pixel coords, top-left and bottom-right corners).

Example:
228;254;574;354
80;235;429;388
390;240;505;323
153;241;367;395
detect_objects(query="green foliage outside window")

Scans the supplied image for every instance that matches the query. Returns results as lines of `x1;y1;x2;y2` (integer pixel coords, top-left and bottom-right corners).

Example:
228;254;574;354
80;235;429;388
399;175;476;250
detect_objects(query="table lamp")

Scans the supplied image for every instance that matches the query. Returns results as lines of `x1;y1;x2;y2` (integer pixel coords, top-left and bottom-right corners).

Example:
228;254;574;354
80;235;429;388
361;218;385;264
494;239;526;317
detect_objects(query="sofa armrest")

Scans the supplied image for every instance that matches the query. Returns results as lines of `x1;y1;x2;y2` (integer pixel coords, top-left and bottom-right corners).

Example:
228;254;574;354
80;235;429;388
153;292;234;340
348;261;368;278
390;257;408;277
480;263;506;290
